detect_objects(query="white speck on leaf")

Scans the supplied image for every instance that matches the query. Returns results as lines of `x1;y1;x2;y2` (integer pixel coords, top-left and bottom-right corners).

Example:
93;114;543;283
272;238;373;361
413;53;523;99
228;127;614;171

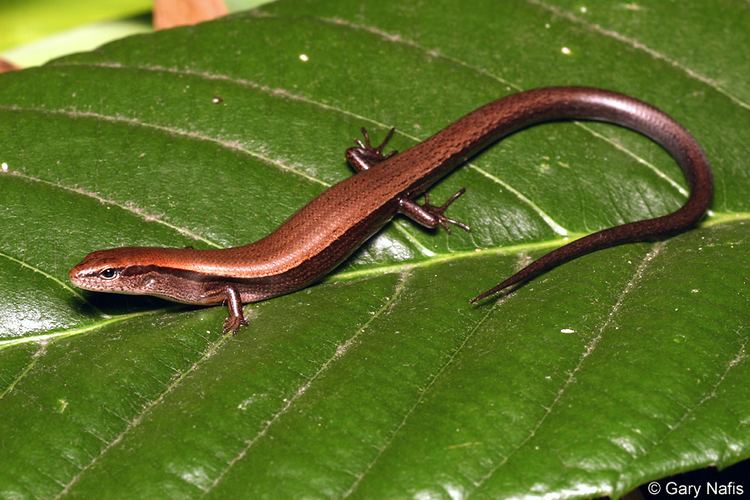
299;53;309;62
237;396;256;411
561;328;575;334
1;162;8;172
612;436;638;455
176;466;211;490
443;483;465;500
561;47;572;55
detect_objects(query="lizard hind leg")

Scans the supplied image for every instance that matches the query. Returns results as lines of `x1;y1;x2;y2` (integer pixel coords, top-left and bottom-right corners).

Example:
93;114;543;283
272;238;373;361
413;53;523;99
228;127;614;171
399;188;470;233
345;127;469;233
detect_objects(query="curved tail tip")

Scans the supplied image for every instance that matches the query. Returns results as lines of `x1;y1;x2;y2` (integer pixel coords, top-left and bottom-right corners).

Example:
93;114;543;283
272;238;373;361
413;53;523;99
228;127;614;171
470;286;503;304
471;275;523;303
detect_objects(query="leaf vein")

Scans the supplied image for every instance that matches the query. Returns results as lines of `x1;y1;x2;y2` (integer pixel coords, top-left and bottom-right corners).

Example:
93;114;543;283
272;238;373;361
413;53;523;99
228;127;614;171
525;0;750;111
55;322;234;498
0;309;172;351
575;123;688;197
613;332;749;492
313;15;704;203
51;56;698;243
2;98;434;257
204;271;411;494
0;248;105;317
343;291;508;497
50;59;568;237
4;169;221;248
0;342;47;401
0;104;328;188
470;242;665;494
315;16;569;236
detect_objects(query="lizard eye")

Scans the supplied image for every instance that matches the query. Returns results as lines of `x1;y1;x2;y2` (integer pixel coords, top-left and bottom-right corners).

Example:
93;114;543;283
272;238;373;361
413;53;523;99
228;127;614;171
99;268;119;280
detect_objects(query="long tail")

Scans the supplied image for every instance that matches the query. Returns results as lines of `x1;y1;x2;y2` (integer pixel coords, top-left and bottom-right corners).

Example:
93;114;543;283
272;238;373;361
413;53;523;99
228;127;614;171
470;88;713;303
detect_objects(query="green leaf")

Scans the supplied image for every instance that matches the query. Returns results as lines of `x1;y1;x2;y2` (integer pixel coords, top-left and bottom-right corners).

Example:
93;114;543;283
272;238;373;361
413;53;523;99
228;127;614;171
1;0;748;498
0;0;151;52
0;1;274;69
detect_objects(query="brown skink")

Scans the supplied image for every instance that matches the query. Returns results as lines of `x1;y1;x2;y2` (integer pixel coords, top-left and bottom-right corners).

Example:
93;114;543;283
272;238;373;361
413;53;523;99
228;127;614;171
69;87;713;333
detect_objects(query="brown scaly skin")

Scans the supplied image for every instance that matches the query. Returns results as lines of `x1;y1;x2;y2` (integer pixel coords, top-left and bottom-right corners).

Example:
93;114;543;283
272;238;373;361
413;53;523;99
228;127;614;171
70;87;713;333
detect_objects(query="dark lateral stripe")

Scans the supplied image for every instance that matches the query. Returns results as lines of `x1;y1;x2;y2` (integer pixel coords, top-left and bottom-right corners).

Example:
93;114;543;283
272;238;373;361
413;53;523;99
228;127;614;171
121;265;215;282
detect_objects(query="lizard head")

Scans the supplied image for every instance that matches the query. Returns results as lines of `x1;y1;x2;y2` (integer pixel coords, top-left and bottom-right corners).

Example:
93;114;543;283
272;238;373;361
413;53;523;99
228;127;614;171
69;247;158;295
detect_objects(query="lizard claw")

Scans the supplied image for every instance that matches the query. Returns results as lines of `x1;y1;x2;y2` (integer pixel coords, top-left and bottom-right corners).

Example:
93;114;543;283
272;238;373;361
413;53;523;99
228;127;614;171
353;127;397;161
423;188;470;233
223;315;248;335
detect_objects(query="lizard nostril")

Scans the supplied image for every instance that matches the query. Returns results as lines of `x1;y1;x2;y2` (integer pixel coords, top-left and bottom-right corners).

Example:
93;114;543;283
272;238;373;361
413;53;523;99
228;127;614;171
68;266;84;283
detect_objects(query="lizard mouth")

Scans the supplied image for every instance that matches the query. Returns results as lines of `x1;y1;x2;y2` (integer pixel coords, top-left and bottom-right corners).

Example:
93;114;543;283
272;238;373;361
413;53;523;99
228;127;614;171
68;266;104;291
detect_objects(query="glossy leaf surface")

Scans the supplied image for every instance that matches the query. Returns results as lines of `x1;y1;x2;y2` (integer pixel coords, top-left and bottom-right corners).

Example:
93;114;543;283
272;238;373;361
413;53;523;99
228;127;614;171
0;1;748;498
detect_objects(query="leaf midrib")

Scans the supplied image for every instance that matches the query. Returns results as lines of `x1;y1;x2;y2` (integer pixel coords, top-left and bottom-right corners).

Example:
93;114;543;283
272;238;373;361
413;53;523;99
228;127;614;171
1;212;747;349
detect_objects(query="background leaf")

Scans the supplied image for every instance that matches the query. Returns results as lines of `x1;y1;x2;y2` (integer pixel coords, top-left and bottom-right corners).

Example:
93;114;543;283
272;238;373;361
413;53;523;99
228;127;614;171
0;0;150;51
0;0;748;498
0;0;273;67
